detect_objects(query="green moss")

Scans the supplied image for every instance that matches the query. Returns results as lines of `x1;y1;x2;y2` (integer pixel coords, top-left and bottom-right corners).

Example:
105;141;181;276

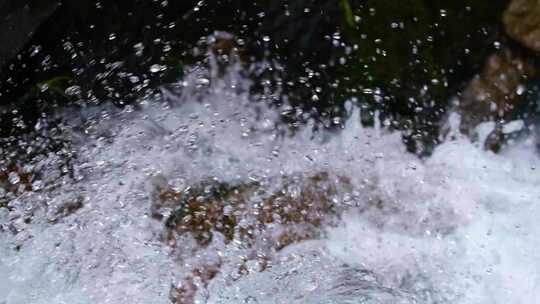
35;76;72;97
340;0;355;28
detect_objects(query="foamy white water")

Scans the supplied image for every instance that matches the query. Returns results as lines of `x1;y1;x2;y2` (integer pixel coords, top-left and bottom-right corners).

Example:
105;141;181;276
1;62;539;304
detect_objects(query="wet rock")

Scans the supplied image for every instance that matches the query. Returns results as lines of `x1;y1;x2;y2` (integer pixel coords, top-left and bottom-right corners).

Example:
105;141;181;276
0;158;80;233
152;172;349;249
456;48;536;151
0;163;34;196
151;172;352;304
504;0;540;52
208;31;248;65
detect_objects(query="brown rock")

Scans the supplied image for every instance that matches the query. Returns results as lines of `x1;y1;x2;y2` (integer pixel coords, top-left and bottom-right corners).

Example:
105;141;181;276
151;172;352;304
0;163;34;195
152;172;349;249
457;48;535;150
504;0;540;52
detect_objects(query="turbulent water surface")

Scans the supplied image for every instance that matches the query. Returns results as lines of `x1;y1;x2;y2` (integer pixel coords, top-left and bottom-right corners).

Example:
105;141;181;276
1;62;539;304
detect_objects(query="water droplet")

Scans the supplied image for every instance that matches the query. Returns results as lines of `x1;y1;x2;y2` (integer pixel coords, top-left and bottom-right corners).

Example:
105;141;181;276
196;78;210;85
30;45;42;57
516;84;526;95
32;180;43;191
65;86;82;97
150;64;166;73
8;172;20;185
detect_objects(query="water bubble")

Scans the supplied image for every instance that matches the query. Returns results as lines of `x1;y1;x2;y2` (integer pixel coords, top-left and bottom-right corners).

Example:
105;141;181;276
32;180;43;191
133;42;144;56
29;45;42;57
8;172;20;185
149;64;166;73
516;84;526;95
65;86;82;97
196;78;210;85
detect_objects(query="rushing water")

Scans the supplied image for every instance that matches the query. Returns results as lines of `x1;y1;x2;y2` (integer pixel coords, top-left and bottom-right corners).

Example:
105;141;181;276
1;61;539;304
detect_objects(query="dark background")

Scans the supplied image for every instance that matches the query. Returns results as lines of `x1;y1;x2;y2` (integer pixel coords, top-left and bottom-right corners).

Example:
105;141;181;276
0;0;535;155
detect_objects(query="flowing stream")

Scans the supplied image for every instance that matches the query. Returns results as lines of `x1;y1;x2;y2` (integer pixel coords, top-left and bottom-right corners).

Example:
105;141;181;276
1;61;539;304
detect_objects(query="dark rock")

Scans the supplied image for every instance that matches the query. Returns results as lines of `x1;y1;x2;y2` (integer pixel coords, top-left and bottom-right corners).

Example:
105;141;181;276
0;1;59;75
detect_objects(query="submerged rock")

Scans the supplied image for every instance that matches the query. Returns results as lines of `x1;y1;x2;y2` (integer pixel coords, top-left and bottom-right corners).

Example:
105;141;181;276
150;165;464;303
151;172;350;249
151;172;352;303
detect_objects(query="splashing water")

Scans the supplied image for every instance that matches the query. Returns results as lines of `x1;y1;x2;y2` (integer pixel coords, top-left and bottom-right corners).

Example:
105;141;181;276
1;60;539;304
